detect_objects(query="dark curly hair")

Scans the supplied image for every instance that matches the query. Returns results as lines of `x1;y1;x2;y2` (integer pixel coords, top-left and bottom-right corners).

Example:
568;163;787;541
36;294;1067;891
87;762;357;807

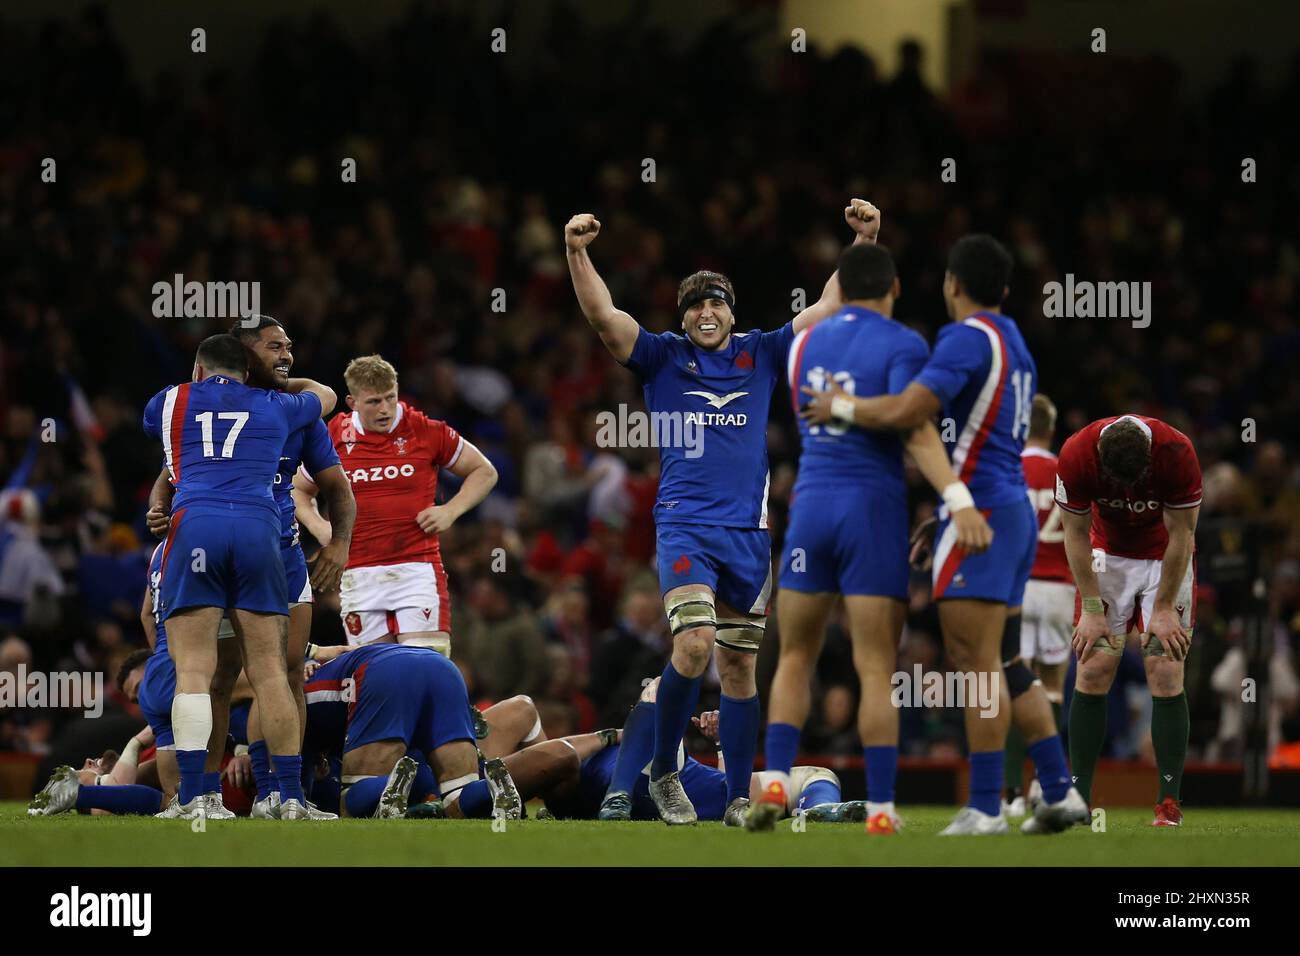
1098;419;1152;486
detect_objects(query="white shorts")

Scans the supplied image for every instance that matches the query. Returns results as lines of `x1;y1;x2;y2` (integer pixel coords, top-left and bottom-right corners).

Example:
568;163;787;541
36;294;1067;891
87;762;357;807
1079;551;1196;657
1021;579;1075;666
339;562;450;649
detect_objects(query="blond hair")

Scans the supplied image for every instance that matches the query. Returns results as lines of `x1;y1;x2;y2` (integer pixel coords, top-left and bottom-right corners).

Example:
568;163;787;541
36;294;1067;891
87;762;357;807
344;354;398;396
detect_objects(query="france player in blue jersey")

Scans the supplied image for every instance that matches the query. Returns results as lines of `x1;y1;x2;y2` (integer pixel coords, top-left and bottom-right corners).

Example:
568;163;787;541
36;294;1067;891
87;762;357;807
147;317;356;820
565;200;882;825
142;333;335;821
749;243;992;834
801;235;1082;835
300;642;522;820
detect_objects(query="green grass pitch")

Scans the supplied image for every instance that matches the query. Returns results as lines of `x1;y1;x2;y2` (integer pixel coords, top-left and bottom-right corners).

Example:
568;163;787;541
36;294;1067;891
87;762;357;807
4;802;1299;866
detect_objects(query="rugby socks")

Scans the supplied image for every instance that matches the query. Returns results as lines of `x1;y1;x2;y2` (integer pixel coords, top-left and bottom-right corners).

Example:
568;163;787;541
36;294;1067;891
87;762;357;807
342;776;387;818
248;740;275;800
1004;725;1027;797
719;693;760;803
172;692;212;807
454;779;494;818
411;759;438;803
1068;690;1108;804
272;754;305;804
798;778;841;811
651;662;702;779
968;751;1003;817
202;771;221;798
609;701;655;796
75;785;165;816
1027;735;1071;804
864;745;898;805
763;722;800;777
1151;691;1189;802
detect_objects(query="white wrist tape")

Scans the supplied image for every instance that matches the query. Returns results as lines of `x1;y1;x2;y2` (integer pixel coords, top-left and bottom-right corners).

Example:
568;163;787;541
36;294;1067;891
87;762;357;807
941;482;975;512
119;737;142;771
830;395;856;426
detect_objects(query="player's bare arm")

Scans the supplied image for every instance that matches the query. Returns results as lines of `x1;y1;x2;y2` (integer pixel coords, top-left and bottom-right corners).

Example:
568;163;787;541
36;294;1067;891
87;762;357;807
1148;504;1198;662
291;470;334;546
139;583;156;650
564;213;642;363
1061;507;1109;662
285;377;338;417
145;467;173;539
800;379;941;432
791;198;882;334
902;421;993;554
308;464;355;593
415;440;498;536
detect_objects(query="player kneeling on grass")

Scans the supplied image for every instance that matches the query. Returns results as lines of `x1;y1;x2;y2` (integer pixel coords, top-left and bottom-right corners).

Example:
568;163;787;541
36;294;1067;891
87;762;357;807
302;642;522;820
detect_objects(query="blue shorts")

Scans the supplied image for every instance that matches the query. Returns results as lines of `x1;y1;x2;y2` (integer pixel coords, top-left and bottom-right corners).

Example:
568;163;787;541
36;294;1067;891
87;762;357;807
779;488;909;598
343;648;475;755
137;652;176;750
932;498;1038;606
283;543;312;605
655;524;772;615
159;504;286;619
679;758;728;821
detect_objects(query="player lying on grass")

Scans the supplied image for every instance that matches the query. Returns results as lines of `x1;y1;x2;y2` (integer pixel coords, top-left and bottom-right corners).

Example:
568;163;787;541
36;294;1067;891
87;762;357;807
1056;414;1201;827
526;677;861;823
28;726;166;817
801;235;1084;835
566;198;880;826
297;641;522;820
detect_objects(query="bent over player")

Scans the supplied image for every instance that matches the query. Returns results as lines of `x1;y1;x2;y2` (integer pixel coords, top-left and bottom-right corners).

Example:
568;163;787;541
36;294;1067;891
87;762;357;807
1056;414;1201;826
564;199;881;825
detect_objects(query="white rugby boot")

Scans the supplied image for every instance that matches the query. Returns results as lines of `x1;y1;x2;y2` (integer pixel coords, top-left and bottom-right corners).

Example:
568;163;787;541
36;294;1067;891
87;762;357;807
939;806;1009;835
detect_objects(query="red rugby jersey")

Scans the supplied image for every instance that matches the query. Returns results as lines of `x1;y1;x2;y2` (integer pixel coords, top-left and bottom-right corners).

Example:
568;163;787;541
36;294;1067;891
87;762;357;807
326;402;463;569
1022;446;1071;582
1054;415;1201;560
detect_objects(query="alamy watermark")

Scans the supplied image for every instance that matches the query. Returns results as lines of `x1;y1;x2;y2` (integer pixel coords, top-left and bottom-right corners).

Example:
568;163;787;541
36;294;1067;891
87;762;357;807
890;664;1000;718
594;405;708;459
1042;274;1150;329
151;273;261;320
0;666;104;718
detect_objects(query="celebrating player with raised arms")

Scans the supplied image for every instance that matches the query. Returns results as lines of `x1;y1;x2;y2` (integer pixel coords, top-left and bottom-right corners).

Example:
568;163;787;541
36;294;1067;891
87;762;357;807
799;235;1080;835
1056;414;1201;826
142;333;335;820
295;354;497;656
749;241;992;835
564;199;880;825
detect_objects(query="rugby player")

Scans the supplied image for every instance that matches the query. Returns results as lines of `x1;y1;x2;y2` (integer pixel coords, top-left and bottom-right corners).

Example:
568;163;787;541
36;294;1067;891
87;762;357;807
28;719;165;817
143;333;335;820
1007;393;1073;815
535;679;856;823
294;354;497;656
748;241;993;835
148;316;354;820
796;235;1081;835
295;641;521;819
564;198;881;825
1056;414;1201;826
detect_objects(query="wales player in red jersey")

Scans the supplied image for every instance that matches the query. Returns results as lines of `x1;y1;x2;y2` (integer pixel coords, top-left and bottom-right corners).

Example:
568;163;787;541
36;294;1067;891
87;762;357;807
294;354;497;656
1056;414;1202;826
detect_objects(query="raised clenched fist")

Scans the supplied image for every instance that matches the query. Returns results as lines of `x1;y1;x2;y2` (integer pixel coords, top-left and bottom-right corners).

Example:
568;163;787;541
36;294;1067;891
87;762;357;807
845;198;881;242
565;213;601;252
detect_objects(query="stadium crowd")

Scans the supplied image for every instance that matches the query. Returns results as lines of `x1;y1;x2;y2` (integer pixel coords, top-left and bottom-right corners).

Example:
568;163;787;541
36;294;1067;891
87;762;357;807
2;3;1299;774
